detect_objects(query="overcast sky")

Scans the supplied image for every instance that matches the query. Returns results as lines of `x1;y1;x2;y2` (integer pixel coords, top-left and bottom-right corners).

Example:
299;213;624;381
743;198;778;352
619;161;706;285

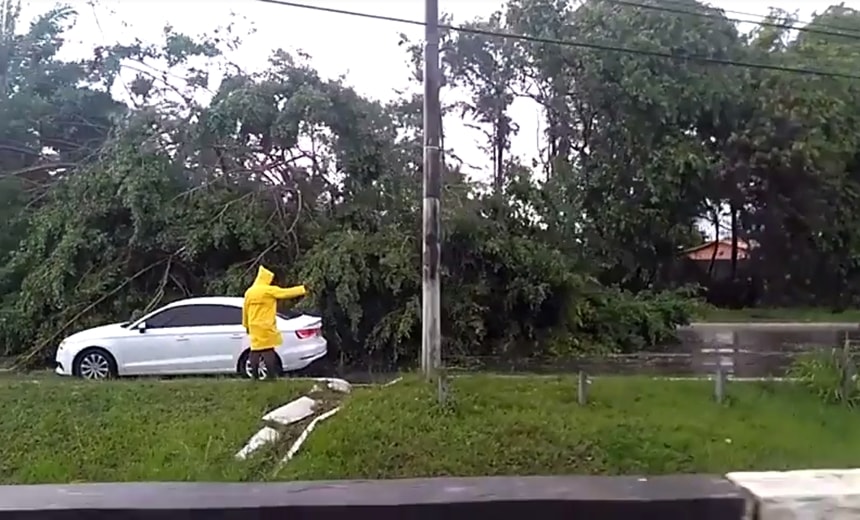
19;0;860;182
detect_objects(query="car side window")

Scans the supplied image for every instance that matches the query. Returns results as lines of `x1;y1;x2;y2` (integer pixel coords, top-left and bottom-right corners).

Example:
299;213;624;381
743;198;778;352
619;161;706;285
144;304;243;328
144;308;181;328
189;305;243;327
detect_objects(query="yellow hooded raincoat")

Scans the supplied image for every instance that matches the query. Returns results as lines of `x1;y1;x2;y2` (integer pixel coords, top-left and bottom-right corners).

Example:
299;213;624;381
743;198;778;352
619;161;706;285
242;266;307;351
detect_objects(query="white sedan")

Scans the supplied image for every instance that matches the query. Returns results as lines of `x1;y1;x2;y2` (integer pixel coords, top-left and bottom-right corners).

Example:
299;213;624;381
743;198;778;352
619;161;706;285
54;296;327;380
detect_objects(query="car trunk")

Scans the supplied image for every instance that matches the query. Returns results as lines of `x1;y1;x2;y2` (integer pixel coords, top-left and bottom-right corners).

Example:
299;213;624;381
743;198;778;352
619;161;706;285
278;314;322;332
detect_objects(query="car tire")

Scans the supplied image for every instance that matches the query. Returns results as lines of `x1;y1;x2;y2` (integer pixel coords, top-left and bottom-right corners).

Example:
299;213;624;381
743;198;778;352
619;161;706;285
73;348;118;380
237;350;283;380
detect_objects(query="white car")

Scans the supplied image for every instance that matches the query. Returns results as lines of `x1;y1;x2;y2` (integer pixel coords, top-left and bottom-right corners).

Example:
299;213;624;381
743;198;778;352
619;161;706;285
54;296;327;380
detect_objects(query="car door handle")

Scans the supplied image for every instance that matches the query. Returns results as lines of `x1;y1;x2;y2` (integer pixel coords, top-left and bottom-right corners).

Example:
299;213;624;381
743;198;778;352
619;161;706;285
176;337;189;342
230;334;244;339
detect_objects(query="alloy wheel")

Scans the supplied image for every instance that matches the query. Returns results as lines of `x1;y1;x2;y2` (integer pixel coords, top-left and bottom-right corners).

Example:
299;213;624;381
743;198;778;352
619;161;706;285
79;352;111;380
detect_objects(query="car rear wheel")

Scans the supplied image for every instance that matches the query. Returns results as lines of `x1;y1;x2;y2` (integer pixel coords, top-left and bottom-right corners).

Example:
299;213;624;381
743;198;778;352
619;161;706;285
238;350;283;379
73;348;117;380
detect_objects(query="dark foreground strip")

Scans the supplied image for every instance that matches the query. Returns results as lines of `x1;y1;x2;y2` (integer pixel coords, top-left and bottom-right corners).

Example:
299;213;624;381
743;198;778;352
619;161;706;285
0;475;747;520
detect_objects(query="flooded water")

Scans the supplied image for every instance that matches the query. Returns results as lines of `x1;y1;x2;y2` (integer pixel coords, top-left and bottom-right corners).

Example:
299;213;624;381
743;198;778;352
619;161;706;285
430;323;860;378
677;322;860;378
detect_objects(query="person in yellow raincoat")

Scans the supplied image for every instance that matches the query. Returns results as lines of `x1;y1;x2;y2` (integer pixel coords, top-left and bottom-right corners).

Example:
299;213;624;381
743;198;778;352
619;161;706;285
242;265;307;380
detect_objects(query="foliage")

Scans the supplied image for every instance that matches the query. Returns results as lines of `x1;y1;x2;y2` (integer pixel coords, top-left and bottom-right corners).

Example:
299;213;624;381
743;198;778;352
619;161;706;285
558;287;698;354
5;0;860;368
788;348;860;406
279;375;860;479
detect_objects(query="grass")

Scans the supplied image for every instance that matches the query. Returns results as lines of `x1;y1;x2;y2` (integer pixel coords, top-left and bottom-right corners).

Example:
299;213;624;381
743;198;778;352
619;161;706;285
278;375;860;480
6;374;860;484
696;306;860;323
0;377;316;484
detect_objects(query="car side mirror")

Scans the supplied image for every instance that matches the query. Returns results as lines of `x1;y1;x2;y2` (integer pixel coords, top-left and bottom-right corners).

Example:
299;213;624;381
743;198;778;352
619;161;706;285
137;321;147;333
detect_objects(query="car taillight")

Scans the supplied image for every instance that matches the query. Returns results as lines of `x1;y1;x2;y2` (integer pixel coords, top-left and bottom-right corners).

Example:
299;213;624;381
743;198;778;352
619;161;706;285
295;328;319;339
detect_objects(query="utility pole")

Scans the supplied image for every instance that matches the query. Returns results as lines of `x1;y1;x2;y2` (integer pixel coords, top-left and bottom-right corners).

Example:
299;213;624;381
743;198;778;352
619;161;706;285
421;0;442;381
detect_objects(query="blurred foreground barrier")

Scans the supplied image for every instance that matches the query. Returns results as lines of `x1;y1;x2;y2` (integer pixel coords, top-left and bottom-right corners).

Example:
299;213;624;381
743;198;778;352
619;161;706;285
0;475;746;519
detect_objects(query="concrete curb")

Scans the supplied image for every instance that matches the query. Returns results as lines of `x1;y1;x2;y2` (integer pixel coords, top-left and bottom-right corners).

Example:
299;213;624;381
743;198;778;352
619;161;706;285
381;376;403;387
653;376;799;382
280;406;341;466
448;373;799;383
687;322;860;329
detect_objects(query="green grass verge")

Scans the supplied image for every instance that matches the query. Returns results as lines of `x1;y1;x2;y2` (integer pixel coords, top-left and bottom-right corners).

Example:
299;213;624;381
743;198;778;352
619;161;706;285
696;307;860;322
6;375;859;484
278;375;860;479
0;377;314;484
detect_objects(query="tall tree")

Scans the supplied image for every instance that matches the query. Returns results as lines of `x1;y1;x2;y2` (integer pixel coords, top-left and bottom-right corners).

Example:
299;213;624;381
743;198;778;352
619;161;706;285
445;12;519;195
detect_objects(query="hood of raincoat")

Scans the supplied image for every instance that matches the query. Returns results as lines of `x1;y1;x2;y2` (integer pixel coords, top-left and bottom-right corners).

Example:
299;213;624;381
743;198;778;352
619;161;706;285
254;265;274;286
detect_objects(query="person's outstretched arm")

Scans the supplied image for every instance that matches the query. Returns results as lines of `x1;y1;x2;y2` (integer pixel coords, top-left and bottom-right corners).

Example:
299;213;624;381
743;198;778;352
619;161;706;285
265;284;307;300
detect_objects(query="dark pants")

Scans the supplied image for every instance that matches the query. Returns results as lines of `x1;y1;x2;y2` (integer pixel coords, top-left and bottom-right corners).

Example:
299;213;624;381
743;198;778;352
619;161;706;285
249;348;278;380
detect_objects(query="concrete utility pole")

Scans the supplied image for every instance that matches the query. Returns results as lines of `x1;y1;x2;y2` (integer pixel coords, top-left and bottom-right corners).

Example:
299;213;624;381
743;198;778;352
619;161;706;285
421;0;442;380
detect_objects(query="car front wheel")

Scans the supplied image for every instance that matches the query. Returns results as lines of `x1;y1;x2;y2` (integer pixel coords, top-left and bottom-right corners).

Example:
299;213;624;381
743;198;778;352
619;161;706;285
74;348;117;380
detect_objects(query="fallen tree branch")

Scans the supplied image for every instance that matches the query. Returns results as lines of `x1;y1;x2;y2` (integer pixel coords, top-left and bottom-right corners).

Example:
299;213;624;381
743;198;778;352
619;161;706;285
12;247;185;369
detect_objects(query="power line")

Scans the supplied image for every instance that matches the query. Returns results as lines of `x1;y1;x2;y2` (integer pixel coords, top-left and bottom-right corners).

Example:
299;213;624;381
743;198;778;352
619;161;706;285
657;0;775;20
607;0;860;41
257;0;860;80
656;0;860;37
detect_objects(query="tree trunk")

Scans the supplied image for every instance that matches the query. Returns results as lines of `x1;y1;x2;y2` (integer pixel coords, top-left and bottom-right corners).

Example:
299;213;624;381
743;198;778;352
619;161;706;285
493;122;503;194
707;209;719;277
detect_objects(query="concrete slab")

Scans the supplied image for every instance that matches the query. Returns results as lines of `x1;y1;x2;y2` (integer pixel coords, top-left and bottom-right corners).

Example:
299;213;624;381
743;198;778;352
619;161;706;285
312;378;352;393
234;426;280;460
728;469;860;520
263;396;317;426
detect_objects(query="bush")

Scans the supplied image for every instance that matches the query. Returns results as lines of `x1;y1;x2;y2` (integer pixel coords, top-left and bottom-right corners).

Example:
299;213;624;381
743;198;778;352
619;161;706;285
297;214;699;370
546;285;697;356
788;348;860;406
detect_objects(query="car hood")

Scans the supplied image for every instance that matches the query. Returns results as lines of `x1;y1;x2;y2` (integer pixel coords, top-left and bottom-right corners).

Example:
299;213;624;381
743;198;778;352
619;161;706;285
62;323;128;343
